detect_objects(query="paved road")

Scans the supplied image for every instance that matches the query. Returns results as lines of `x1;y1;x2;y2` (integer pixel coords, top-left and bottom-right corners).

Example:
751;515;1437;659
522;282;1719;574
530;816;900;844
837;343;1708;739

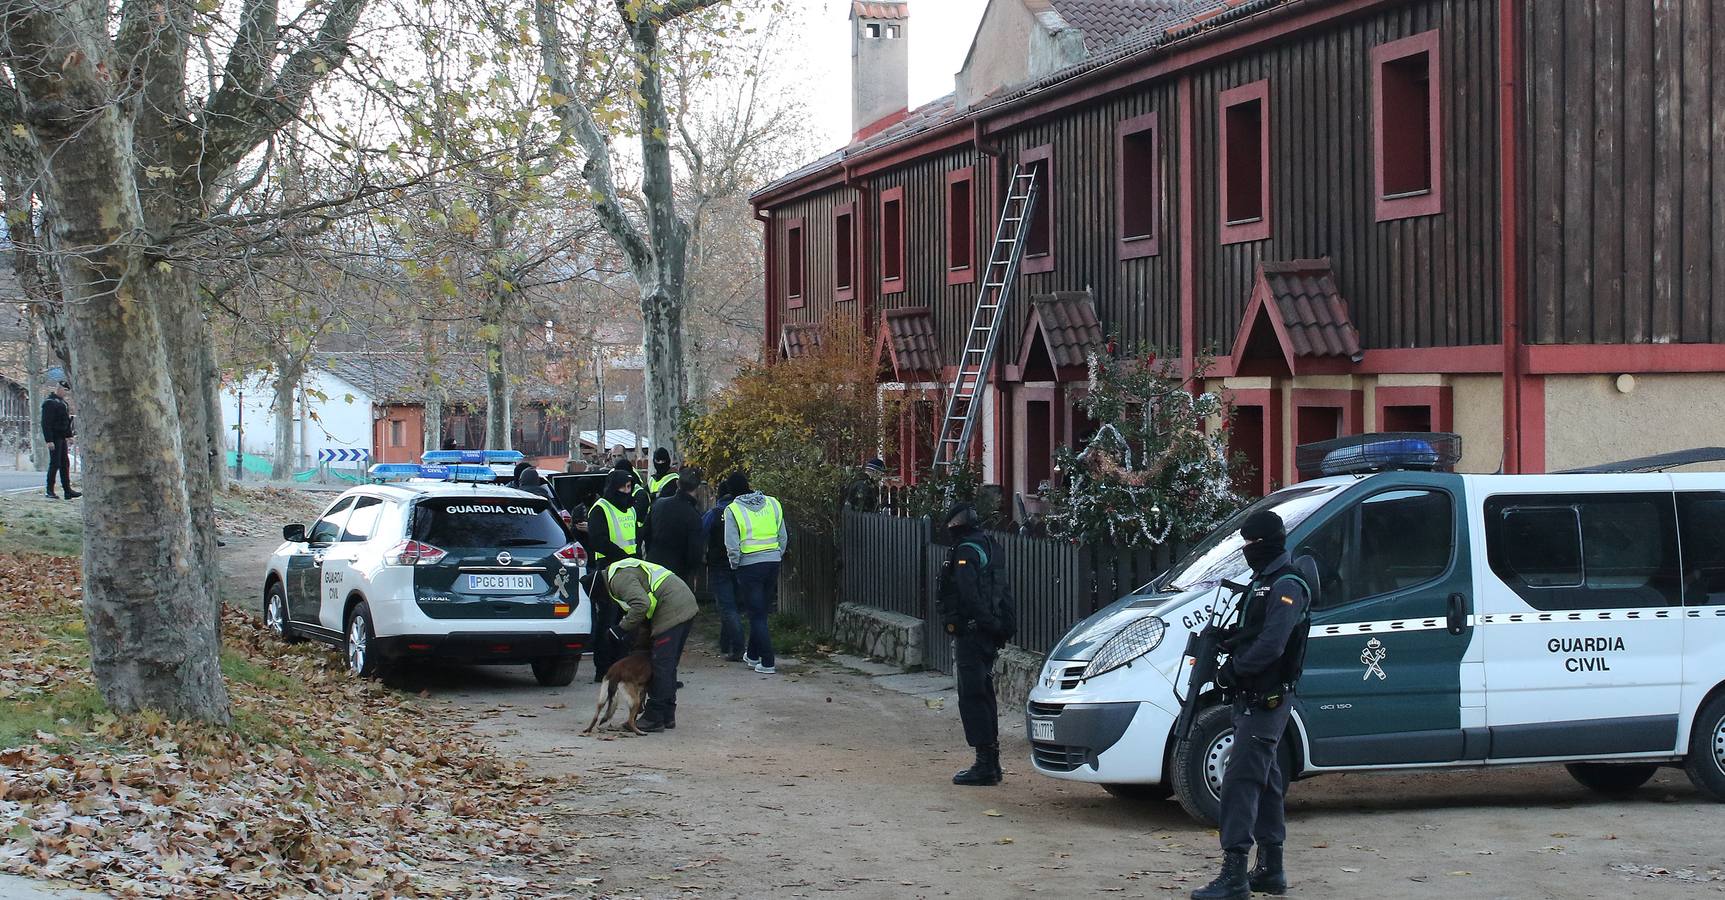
0;470;50;495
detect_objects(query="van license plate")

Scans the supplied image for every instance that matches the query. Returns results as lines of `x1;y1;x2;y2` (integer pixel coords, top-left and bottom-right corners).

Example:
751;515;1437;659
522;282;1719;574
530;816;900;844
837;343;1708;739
1031;719;1055;742
467;574;537;592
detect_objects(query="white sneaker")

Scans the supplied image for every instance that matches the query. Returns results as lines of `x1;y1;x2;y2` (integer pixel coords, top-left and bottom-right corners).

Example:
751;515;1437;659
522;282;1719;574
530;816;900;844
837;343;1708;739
753;663;777;675
742;654;761;667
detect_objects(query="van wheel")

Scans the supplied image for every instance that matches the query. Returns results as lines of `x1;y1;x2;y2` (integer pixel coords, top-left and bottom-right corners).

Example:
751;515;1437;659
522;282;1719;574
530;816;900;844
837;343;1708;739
532;656;579;687
1170;704;1296;826
1684;694;1725;801
1103;782;1173;802
1565;762;1659;795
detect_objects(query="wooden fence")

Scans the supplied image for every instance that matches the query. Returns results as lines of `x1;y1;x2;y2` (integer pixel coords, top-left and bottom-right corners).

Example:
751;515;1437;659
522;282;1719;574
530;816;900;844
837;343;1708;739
778;510;1178;674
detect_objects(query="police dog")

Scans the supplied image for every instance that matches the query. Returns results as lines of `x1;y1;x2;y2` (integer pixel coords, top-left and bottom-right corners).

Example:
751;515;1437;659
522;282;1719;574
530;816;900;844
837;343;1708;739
582;627;653;736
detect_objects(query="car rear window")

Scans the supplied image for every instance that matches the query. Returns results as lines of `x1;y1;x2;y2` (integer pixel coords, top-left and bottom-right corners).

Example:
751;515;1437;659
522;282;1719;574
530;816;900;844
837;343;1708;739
412;498;566;549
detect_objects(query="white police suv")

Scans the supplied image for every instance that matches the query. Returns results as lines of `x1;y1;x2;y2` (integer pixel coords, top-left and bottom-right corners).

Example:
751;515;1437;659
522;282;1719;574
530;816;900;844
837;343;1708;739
262;463;591;686
1026;434;1725;823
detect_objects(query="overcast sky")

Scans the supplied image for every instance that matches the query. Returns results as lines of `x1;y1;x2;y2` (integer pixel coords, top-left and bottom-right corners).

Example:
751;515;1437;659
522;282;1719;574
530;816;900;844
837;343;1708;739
785;0;991;161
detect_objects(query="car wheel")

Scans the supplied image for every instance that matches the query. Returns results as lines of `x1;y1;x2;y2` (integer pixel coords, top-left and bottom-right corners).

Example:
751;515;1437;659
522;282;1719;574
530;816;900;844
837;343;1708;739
1169;703;1295;826
264;581;303;643
1102;782;1174;802
532;656;579;687
1684;693;1725;802
345;602;381;679
1565;762;1659;796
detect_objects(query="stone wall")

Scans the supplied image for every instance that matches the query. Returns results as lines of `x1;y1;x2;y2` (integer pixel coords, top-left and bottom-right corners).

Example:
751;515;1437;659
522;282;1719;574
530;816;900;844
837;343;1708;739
992;644;1045;714
834;602;924;669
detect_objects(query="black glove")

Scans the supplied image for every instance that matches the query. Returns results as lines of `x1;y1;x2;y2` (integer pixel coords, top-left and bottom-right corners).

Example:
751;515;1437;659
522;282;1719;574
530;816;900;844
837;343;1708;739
1216;659;1238;690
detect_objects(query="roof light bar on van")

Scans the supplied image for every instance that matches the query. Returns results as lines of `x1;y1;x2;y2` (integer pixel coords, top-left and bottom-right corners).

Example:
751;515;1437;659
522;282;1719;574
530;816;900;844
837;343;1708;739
422;449;526;466
1294;432;1463;479
368;462;497;483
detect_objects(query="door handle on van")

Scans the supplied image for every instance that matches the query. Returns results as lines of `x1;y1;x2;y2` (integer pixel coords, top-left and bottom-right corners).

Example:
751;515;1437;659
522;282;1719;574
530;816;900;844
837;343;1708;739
1447;593;1469;635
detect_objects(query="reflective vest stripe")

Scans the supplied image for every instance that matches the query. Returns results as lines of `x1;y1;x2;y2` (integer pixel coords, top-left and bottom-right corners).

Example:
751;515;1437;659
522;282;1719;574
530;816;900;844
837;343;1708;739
731;497;784;554
589;498;638;556
650;472;680;494
605;558;674;617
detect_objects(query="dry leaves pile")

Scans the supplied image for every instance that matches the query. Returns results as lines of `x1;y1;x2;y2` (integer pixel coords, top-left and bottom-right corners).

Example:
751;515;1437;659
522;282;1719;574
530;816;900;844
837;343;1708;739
0;552;583;898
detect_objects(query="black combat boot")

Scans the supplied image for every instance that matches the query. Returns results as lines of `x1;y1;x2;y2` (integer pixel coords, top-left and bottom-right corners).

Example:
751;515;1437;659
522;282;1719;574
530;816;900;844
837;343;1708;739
952;745;1002;786
1248;843;1286;895
1190;850;1250;900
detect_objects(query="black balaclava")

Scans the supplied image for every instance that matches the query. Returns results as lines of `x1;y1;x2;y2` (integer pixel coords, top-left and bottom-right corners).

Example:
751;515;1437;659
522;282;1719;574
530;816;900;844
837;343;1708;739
653;447;672;477
604;469;634;506
1239;510;1287;575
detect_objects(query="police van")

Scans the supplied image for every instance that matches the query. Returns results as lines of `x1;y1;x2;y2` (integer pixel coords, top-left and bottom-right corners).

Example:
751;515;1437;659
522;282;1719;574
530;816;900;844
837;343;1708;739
261;462;591;686
1025;434;1725;823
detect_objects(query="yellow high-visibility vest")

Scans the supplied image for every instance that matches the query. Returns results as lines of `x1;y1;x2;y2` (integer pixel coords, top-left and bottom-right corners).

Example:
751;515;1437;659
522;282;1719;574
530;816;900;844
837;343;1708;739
730;496;784;555
590;497;638;559
649;471;680;495
605;558;674;616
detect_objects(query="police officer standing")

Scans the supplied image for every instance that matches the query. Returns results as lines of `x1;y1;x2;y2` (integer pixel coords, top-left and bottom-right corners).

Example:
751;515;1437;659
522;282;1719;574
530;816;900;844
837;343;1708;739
1193;510;1313;900
587;470;640;681
937;503;1011;787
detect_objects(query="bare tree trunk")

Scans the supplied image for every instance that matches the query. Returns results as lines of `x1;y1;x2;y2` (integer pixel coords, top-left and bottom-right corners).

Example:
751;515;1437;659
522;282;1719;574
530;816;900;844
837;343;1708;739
4;20;230;719
271;364;299;479
483;293;512;450
24;317;45;469
641;282;686;453
203;338;227;492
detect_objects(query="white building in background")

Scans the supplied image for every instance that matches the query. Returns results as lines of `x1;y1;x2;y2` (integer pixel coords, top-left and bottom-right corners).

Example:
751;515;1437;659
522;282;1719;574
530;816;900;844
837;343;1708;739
220;368;374;472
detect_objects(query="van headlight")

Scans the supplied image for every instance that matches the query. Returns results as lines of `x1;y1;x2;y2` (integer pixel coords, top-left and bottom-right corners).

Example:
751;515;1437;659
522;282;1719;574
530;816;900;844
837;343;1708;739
1082;616;1167;680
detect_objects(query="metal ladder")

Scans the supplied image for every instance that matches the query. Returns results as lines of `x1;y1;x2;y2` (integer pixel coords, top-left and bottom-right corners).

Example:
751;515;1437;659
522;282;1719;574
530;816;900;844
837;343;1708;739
932;161;1040;472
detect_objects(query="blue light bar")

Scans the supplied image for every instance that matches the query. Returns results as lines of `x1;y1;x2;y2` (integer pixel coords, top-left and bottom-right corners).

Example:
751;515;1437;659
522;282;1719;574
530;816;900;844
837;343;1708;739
368;462;498;483
1295;432;1463;478
422;449;526;466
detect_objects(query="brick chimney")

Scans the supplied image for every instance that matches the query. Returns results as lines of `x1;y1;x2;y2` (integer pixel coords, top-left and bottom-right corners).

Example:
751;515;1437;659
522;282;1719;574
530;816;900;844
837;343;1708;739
851;1;910;140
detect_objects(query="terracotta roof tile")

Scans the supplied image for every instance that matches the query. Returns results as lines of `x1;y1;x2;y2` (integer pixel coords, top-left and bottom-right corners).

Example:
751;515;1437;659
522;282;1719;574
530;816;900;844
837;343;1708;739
880;307;942;376
780;323;823;359
852;0;908;19
1031;292;1105;368
1048;0;1202;49
1259;259;1362;359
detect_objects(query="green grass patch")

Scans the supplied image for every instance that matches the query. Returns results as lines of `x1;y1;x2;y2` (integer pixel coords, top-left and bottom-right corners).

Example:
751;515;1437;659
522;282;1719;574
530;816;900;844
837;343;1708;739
0;497;84;556
768;611;833;661
221;648;294;692
0;683;106;748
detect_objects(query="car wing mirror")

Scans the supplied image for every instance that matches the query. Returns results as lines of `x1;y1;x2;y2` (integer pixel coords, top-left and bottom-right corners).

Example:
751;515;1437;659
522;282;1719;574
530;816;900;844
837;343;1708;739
283;523;307;543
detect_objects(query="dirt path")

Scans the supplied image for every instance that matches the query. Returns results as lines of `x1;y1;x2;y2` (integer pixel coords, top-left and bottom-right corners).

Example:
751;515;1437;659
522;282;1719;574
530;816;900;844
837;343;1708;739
217;534;1725;899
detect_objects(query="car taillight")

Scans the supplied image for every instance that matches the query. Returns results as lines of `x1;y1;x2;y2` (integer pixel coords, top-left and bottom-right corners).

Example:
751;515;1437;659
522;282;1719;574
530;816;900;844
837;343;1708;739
558;510;574;527
387;540;447;566
555;543;587;567
557;544;587;566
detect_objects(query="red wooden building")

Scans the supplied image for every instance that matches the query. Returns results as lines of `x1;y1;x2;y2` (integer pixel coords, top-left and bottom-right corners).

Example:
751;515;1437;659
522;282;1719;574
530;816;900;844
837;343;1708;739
753;0;1725;504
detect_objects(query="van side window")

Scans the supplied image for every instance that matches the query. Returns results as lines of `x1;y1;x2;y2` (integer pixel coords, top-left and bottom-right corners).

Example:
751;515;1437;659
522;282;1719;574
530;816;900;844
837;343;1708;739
307;497;355;545
1299;488;1453;611
1677;492;1725;605
341;497;384;543
1485;493;1681;610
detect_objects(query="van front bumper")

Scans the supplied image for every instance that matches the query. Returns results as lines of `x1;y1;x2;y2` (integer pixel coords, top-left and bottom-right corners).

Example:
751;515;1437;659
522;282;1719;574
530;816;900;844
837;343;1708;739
1026;698;1178;784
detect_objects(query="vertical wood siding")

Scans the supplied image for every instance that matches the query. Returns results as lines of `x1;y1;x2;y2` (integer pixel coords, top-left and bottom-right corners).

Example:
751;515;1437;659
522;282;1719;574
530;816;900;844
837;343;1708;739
993;82;1186;367
1525;0;1725;344
769;185;861;329
1190;0;1501;355
870;147;992;369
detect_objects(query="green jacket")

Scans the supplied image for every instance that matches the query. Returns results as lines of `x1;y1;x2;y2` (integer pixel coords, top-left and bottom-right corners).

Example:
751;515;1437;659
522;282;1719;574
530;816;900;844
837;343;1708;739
607;563;699;634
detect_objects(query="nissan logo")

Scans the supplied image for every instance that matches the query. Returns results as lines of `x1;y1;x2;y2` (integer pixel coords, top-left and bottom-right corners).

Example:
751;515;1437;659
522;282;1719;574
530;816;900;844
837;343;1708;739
496;551;513;565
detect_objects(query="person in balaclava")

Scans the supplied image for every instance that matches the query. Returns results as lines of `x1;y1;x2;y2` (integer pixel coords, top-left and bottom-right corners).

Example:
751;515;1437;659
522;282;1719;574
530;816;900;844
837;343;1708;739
649;447;680;499
587;469;641;681
936;502;1010;786
1193;510;1315;900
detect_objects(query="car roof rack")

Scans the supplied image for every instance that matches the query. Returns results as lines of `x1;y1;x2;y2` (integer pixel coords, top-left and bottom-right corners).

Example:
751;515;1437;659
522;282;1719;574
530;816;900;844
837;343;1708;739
1556;447;1725;474
1294;432;1463;479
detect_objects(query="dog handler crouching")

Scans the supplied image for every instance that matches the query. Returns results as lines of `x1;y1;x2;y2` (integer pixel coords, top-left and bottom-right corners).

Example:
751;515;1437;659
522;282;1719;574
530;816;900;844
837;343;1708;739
604;559;699;733
1193;510;1314;900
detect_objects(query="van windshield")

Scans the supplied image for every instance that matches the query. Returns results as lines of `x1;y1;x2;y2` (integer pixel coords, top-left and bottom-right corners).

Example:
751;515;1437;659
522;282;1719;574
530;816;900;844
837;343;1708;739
1158;484;1343;592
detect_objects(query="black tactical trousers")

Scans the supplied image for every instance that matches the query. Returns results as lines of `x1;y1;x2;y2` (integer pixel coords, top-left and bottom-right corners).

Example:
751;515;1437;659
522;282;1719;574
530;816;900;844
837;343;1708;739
1218;695;1295;853
954;631;1000;748
590;573;621;679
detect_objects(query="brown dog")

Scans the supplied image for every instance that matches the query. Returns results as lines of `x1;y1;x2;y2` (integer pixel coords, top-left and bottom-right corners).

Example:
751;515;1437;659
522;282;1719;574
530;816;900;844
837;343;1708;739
582;627;654;735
